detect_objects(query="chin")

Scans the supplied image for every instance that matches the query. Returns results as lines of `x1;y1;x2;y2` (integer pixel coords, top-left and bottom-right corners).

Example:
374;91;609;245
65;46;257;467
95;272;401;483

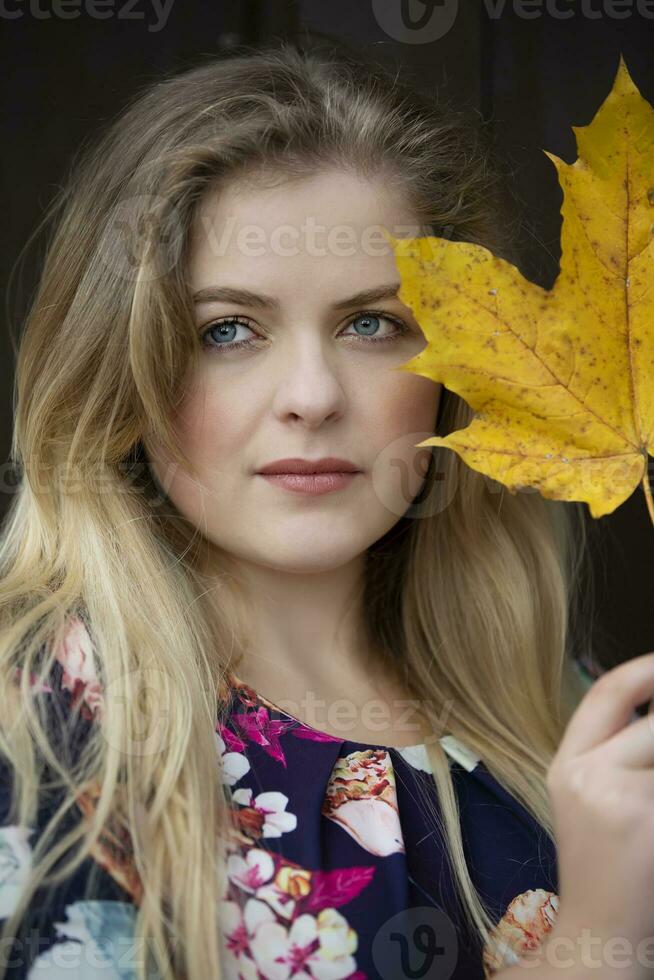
243;540;370;574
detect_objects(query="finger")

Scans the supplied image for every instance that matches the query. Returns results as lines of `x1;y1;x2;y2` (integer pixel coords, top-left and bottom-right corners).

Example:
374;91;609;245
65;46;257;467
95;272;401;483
557;651;654;759
601;712;654;770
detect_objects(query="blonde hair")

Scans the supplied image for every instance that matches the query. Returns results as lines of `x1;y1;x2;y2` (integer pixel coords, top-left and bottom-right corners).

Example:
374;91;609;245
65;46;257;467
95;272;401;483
0;37;596;978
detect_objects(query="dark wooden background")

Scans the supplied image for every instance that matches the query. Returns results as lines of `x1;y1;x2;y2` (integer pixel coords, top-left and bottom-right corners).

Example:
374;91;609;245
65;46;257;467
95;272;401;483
2;2;652;668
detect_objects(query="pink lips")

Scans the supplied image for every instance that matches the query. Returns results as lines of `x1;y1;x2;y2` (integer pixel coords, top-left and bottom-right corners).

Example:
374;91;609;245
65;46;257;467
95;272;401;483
258;472;360;495
257;457;359;475
255;456;362;495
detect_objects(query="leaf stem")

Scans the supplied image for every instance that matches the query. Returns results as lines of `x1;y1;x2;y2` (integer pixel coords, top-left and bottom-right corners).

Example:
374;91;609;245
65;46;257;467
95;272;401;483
643;469;654;528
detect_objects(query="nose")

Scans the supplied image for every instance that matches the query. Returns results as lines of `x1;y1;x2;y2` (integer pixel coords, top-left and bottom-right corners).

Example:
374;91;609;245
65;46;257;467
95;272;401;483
270;340;348;428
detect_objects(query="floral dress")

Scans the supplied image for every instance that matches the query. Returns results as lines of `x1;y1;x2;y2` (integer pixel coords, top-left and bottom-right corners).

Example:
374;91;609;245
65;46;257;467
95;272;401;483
0;616;600;979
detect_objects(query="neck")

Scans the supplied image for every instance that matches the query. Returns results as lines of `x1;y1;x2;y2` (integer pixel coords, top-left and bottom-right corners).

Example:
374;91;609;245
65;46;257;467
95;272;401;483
208;551;390;694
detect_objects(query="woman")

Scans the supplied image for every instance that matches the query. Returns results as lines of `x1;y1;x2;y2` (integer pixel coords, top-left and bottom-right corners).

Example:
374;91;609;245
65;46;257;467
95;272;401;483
0;36;616;980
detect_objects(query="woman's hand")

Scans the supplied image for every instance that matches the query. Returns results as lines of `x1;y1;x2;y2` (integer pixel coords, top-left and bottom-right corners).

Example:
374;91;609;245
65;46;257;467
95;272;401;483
544;650;654;976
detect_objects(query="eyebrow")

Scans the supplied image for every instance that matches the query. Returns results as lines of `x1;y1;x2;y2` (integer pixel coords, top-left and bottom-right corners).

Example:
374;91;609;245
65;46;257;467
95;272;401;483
192;282;403;312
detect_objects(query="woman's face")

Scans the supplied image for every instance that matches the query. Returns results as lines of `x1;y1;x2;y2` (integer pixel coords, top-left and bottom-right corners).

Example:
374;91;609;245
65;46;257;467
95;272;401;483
147;168;441;574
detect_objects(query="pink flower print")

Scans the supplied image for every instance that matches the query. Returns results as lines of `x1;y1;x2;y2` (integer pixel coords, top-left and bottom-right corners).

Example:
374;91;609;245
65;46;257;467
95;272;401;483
218;722;247;754
227;674;342;755
288;723;343;744
229;707;296;768
52;617;104;722
220;900;259;980
230;788;297;840
482;889;560;976
216;731;251;788
245;898;358;980
227;847;276;894
295;865;375;918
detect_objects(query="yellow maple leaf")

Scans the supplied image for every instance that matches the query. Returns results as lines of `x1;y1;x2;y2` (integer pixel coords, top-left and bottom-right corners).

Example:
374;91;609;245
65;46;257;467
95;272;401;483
385;53;654;524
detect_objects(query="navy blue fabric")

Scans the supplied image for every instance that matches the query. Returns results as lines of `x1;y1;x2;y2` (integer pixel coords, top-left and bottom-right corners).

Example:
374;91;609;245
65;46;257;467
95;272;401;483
0;658;564;979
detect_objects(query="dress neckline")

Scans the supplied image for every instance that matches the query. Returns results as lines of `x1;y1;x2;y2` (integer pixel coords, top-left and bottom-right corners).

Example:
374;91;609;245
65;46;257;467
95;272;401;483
225;668;429;753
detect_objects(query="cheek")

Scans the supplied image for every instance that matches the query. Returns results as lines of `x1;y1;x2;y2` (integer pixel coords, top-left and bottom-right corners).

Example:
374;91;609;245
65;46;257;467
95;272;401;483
148;384;244;521
368;374;441;509
375;372;440;442
172;383;241;461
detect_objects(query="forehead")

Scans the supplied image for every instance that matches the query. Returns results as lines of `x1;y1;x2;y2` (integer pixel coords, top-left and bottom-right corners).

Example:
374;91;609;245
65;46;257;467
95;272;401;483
186;168;424;292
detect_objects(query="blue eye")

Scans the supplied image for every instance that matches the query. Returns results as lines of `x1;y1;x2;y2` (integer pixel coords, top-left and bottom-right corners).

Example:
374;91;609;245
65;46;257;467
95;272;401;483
342;313;406;342
202;316;255;350
200;310;410;353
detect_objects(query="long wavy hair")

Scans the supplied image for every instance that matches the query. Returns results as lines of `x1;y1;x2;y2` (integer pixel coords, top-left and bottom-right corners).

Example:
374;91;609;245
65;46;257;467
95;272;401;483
0;36;596;979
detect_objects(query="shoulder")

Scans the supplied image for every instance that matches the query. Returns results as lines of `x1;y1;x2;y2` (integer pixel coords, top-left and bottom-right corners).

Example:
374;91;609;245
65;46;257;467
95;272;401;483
0;624;140;977
0;618;100;904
